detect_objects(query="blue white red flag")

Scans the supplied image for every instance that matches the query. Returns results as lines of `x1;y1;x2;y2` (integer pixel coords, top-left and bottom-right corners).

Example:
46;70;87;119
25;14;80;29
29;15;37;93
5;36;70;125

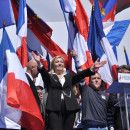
0;0;15;29
16;0;28;68
87;0;118;85
0;27;44;129
60;0;94;84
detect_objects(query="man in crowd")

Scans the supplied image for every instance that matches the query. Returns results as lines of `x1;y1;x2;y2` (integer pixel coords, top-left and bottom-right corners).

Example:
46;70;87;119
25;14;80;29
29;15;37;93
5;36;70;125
71;50;109;130
26;59;41;109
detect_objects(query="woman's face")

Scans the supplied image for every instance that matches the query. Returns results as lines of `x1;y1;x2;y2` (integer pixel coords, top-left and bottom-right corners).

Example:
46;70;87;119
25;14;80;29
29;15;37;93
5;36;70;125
53;58;64;72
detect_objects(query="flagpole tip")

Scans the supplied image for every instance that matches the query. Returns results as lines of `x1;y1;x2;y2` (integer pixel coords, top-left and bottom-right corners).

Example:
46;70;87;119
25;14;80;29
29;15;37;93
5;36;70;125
124;46;126;52
3;19;5;26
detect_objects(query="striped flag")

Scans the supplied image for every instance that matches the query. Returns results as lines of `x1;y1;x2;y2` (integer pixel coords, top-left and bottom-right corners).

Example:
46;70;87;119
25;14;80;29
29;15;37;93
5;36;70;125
87;0;118;85
11;0;68;67
16;0;28;68
60;0;94;84
0;26;44;129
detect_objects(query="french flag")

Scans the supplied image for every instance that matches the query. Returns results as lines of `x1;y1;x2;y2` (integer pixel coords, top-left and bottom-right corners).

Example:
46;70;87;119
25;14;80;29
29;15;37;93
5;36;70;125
87;0;118;85
0;27;44;129
60;0;94;84
16;0;28;68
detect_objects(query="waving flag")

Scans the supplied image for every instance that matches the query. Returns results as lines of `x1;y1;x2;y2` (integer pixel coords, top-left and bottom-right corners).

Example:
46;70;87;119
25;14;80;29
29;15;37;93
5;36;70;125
89;0;130;14
87;0;118;85
104;20;130;59
16;0;28;68
60;0;94;84
0;27;44;129
124;46;130;66
11;0;68;67
0;0;15;29
101;0;117;22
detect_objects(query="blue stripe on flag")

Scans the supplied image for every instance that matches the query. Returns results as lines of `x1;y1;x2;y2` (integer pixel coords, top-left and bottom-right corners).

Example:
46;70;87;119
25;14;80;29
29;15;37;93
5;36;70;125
106;20;130;59
0;0;15;29
0;27;15;82
16;0;26;34
87;0;105;61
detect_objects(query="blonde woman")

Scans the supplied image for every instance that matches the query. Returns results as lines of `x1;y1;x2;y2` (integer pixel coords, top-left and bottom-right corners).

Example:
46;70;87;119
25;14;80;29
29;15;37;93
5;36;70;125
32;51;106;130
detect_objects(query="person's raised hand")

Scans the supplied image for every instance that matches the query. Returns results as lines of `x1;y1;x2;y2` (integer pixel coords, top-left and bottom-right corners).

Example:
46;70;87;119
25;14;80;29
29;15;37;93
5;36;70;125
94;58;106;68
90;58;107;72
32;51;40;62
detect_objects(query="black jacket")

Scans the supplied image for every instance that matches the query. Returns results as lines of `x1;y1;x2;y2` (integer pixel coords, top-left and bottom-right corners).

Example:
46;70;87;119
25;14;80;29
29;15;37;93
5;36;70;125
38;66;94;112
26;73;41;109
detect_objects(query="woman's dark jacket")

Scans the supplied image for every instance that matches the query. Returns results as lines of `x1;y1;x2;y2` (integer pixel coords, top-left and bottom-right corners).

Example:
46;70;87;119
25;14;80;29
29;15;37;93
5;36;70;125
38;66;94;112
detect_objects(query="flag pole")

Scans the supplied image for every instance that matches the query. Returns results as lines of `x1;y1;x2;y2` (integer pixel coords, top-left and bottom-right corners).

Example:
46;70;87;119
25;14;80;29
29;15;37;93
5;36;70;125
1;19;6;88
124;46;130;66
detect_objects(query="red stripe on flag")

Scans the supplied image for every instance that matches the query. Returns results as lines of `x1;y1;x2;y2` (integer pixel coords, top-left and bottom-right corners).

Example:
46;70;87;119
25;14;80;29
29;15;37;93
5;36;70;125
80;51;94;85
7;73;44;130
112;64;118;79
28;25;68;67
73;0;89;41
16;37;28;68
10;0;18;21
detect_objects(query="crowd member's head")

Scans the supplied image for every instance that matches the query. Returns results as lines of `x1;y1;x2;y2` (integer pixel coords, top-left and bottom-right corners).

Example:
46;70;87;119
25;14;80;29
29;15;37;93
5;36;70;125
117;65;130;73
26;59;39;78
89;72;102;90
50;56;66;74
36;86;43;101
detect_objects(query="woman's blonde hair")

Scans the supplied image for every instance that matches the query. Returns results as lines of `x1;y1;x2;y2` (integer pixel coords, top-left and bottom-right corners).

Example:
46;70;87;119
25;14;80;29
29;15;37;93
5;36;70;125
50;56;66;74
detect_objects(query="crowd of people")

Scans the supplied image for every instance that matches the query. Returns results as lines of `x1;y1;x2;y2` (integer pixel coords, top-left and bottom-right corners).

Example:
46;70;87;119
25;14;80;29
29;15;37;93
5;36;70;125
2;50;130;130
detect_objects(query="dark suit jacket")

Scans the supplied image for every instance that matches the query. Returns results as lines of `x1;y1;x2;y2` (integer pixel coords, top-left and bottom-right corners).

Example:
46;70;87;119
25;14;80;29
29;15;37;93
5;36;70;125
39;66;94;112
26;73;41;109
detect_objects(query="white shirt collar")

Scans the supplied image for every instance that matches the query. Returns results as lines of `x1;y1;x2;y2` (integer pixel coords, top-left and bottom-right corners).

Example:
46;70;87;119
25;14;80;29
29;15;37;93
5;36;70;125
52;73;65;87
26;72;33;81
